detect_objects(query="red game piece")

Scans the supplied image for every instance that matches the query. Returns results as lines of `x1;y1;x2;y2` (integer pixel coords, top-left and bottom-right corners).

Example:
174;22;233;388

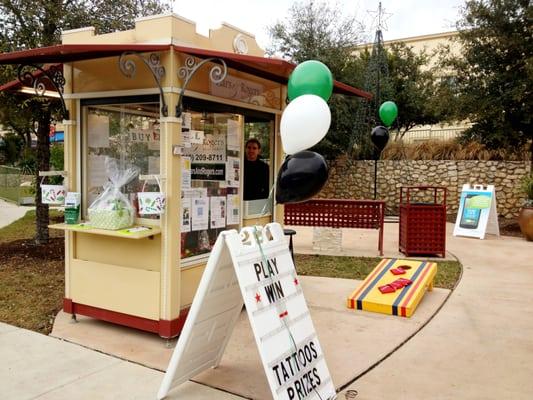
389;280;406;290
390;267;406;275
378;284;396;294
397;278;413;286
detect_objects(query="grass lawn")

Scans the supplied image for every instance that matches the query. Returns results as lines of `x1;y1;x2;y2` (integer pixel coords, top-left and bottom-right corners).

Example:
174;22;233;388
0;186;33;204
295;254;461;290
0;212;461;335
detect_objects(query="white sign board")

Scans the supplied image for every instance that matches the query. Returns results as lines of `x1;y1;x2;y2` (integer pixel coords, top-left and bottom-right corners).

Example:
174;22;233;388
158;223;335;400
453;184;500;239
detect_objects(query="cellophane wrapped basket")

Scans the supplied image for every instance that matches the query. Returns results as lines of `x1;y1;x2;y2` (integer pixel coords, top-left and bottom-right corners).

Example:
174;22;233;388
88;158;139;230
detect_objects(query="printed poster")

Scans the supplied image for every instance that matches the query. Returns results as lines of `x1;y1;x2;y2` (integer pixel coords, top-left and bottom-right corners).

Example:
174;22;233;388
181;157;192;190
184;133;226;163
210;196;226;229
87;154;108;188
181;113;193;148
148;156;160;175
191;197;209;231
227;194;240;225
181;112;192;130
180;197;192;232
189;130;205;144
227;119;240;151
88;114;110;148
182;188;207;199
226;156;240;188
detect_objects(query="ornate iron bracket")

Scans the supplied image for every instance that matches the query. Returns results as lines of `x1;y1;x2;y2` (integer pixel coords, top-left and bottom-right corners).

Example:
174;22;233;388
17;64;69;120
176;57;227;117
118;52;168;117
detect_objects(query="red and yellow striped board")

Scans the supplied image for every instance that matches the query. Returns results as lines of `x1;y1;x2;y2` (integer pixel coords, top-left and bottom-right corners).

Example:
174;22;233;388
347;258;437;317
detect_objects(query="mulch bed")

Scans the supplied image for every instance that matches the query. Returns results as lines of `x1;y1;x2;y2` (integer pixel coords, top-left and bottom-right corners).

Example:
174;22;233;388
0;237;65;334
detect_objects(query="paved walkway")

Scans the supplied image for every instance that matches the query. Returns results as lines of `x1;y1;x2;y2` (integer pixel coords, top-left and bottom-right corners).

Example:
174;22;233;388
1;199;532;399
0;198;29;229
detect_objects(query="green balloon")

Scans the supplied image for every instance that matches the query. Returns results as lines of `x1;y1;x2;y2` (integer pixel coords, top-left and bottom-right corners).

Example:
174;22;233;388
288;60;334;102
379;101;398;126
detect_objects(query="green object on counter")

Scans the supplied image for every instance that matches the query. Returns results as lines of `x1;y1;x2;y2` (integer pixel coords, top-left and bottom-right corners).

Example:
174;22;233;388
64;206;80;224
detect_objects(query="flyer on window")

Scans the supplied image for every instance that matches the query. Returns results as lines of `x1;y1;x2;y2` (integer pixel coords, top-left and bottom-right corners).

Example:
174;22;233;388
226;156;240;188
226;194;240;225
181;112;192;130
210;196;226;229
88;114;110;148
182;188;207;199
180;197;192;232
226;119;240;151
181;157;191;190
191;197;209;231
148;156;160;175
87;154;108;188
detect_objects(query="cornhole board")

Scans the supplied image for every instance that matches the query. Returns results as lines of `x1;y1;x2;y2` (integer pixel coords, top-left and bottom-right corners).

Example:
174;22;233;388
158;223;335;400
346;258;437;317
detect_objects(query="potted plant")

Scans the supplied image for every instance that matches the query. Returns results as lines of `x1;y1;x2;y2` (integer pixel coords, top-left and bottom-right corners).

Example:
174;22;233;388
518;174;533;241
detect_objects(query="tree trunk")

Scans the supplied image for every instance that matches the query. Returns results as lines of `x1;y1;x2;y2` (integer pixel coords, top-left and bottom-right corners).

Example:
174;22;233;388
25;130;32;148
35;107;51;245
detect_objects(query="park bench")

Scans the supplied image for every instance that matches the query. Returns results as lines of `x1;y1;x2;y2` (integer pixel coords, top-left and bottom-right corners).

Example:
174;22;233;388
284;199;386;255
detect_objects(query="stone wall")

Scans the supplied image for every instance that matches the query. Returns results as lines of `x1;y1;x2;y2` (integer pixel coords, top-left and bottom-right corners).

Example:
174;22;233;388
319;159;531;218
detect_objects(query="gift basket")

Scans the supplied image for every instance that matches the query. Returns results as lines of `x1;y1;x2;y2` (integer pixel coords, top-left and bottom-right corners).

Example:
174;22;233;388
88;158;139;230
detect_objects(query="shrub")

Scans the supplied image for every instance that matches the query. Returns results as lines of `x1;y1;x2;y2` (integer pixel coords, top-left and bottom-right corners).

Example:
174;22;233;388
381;139;530;161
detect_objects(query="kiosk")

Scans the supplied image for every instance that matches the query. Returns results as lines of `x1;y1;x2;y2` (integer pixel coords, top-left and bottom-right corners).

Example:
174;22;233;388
0;14;370;338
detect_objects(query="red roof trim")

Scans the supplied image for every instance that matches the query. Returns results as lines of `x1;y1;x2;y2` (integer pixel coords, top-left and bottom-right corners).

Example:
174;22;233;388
0;63;62;93
0;44;170;64
0;43;371;99
173;45;371;99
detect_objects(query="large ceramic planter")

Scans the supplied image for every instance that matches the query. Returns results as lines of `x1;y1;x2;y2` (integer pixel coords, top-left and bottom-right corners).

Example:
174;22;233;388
518;207;533;241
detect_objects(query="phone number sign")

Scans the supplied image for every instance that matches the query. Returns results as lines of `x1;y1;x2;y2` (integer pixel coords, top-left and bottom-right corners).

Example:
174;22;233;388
183;133;226;164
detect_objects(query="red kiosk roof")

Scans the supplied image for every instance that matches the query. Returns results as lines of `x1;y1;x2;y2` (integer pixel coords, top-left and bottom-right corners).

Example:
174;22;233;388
0;44;371;99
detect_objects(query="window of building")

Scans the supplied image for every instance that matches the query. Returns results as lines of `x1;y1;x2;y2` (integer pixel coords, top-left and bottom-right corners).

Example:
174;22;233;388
82;97;160;220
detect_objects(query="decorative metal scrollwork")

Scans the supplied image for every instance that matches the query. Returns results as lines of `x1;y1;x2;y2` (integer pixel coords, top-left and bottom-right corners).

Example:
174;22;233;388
118;52;168;117
176;56;227;117
17;64;69;120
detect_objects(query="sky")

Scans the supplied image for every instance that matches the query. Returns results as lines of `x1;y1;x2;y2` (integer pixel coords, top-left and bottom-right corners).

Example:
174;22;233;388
168;0;465;50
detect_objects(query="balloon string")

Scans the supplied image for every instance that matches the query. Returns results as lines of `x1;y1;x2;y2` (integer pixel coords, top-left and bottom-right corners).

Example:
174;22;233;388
258;182;276;217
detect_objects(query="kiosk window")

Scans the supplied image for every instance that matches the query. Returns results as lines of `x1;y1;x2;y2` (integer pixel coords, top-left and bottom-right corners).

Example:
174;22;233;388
243;119;274;216
180;111;242;259
83;102;160;219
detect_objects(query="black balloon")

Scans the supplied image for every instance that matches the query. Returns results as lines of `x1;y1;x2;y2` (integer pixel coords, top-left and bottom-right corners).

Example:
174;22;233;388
275;151;329;204
370;125;389;152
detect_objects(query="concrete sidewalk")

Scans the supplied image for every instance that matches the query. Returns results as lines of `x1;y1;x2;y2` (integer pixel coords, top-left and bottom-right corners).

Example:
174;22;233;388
0;198;29;228
1;197;532;399
339;228;533;400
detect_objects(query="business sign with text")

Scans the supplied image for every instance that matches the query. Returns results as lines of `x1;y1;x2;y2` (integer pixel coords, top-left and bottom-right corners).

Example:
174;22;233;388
158;223;335;400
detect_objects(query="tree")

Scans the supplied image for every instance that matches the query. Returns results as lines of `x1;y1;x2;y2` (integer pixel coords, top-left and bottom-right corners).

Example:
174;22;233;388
436;0;532;155
268;1;439;159
268;0;366;159
387;42;439;140
0;0;168;244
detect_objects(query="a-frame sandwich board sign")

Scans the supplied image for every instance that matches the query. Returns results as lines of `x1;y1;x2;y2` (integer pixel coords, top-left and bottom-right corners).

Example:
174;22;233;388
158;223;335;400
453;184;500;240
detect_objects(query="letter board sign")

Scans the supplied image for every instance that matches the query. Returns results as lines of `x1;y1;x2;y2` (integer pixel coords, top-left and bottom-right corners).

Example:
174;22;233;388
158;223;335;400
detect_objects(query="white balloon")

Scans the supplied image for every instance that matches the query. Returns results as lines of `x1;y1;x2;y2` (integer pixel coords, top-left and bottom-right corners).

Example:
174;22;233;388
280;94;331;154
